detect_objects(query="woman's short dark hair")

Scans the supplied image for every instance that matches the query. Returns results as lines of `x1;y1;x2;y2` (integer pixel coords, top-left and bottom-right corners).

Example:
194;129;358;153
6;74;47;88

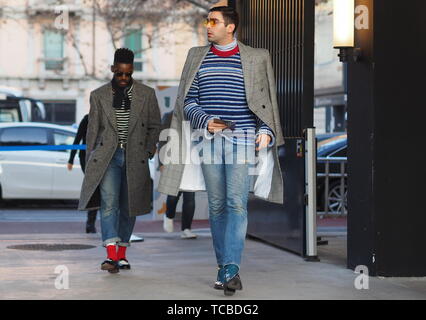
209;6;239;34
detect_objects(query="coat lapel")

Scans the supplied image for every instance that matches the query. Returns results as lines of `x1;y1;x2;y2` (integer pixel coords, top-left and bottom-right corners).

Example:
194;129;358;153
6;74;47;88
99;83;117;133
183;45;211;98
98;81;146;136
128;82;145;136
238;41;254;104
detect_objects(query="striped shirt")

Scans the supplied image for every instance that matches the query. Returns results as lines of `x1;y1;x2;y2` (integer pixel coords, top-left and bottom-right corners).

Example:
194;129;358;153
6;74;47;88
183;44;274;145
113;83;133;144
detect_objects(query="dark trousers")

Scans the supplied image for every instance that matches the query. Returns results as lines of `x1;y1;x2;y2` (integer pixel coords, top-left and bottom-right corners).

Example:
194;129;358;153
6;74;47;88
166;192;195;231
80;156;97;222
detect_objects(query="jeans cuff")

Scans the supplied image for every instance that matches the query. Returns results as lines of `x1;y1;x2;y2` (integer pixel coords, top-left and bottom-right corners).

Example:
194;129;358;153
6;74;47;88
224;263;240;270
117;242;131;247
102;237;121;247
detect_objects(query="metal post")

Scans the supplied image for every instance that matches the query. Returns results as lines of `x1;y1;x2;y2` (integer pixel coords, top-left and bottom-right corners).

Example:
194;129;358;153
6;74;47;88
324;160;329;215
305;128;319;261
340;161;345;215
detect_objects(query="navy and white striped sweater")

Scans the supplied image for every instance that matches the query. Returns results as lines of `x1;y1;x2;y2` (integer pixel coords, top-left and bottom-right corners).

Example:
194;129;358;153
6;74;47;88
183;45;275;145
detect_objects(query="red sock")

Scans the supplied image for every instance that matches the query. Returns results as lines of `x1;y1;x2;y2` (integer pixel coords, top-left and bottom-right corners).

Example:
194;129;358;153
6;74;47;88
117;246;127;260
106;244;117;261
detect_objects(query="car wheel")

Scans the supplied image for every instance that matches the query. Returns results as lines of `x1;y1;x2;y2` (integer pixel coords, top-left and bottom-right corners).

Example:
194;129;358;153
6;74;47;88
326;181;347;215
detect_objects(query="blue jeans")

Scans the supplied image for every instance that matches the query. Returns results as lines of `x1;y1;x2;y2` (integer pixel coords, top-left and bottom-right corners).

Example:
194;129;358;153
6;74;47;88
201;138;254;268
99;148;136;247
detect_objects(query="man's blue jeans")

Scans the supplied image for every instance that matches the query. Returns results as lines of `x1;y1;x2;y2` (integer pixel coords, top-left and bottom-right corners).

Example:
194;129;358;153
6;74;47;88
99;147;136;247
201;138;254;268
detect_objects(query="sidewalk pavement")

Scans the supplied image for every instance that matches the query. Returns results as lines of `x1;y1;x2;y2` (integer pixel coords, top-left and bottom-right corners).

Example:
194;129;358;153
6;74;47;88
0;221;425;300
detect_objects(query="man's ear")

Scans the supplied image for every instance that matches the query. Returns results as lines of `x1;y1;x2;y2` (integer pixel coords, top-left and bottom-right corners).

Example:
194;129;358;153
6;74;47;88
227;23;235;34
110;65;115;72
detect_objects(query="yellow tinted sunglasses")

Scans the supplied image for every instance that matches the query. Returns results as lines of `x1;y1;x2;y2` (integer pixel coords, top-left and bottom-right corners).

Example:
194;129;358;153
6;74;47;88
203;18;225;27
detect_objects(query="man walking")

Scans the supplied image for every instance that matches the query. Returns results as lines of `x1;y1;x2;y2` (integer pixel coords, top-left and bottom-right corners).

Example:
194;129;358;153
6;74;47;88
79;48;161;273
158;6;285;295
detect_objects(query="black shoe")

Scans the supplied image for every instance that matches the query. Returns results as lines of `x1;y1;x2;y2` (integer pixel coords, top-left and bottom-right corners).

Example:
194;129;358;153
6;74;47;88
118;259;131;270
224;274;243;296
101;259;119;273
214;281;224;290
86;223;96;233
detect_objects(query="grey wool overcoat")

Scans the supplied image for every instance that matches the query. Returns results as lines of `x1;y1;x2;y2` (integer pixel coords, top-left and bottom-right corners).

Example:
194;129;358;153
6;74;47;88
158;41;285;204
78;81;161;216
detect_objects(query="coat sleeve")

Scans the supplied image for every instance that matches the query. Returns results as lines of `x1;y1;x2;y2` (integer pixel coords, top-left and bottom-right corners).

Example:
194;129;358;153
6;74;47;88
146;89;162;159
158;111;173;167
265;51;285;146
85;93;100;164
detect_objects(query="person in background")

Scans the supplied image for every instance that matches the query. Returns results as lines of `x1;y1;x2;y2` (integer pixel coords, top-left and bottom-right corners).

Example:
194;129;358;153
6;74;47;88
67;114;97;234
159;110;197;239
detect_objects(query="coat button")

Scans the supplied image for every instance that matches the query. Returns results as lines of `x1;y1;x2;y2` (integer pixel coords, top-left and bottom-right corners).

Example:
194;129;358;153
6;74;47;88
94;159;97;162
142;123;145;127
141;160;145;164
140;142;143;145
261;88;264;92
100;143;103;146
262;105;266;109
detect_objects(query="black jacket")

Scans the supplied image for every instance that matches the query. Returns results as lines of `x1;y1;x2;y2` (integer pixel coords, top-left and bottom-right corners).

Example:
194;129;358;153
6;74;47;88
68;114;88;165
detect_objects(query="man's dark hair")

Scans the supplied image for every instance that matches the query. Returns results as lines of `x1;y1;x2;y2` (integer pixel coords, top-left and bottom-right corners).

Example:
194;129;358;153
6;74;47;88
209;6;239;34
114;48;134;64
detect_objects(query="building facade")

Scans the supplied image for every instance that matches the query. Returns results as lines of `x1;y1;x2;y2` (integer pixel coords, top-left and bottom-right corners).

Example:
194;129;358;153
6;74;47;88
0;0;207;125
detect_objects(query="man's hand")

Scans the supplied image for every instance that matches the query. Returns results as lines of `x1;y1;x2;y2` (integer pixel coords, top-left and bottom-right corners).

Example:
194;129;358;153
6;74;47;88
67;163;73;171
207;119;228;134
256;134;271;151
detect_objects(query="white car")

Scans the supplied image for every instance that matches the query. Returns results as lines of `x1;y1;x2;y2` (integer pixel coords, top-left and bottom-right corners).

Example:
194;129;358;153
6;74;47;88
0;122;84;200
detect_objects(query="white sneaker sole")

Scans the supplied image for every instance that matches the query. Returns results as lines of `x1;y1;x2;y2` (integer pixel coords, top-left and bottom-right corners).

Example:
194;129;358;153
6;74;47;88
181;235;197;239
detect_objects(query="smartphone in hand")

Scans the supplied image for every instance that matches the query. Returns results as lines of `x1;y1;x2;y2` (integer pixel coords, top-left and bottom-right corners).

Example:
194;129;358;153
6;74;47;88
213;118;235;129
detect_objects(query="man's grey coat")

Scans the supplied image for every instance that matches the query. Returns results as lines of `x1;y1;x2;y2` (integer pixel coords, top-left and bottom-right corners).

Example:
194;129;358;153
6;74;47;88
158;41;285;204
78;81;161;216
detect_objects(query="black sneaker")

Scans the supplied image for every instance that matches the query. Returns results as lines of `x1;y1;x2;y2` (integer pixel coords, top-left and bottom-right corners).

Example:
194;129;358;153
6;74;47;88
101;259;119;273
118;259;131;270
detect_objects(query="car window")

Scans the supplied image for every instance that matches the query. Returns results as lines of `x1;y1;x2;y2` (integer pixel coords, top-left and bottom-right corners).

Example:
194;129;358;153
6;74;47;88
0;127;48;146
328;146;347;158
0;108;20;122
53;131;75;153
317;134;347;149
317;137;347;156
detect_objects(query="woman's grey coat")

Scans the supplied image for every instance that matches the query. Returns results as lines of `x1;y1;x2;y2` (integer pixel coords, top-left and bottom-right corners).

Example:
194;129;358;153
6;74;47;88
78;81;161;216
158;41;285;204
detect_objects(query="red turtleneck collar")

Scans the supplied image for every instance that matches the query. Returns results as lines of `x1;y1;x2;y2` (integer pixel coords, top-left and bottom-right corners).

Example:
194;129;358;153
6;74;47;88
210;44;240;57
